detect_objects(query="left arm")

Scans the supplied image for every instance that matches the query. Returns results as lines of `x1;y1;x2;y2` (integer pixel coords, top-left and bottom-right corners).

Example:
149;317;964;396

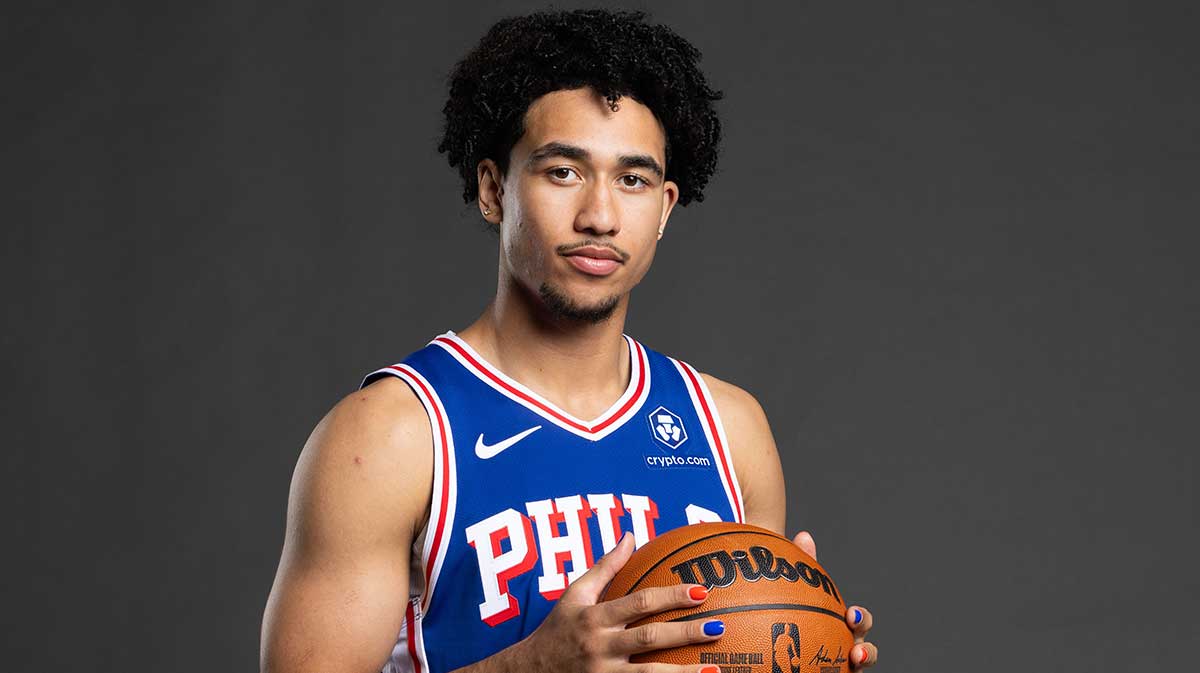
699;373;787;534
700;372;879;669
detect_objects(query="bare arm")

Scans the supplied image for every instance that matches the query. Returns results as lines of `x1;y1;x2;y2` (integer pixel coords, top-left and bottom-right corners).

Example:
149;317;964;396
264;377;732;673
700;373;787;534
261;378;434;673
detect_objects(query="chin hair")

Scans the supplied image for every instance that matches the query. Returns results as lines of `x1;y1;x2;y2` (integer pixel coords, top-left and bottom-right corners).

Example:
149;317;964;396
538;282;620;324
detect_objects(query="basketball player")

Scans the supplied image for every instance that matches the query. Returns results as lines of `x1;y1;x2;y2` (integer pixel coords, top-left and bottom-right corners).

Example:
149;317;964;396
262;10;877;673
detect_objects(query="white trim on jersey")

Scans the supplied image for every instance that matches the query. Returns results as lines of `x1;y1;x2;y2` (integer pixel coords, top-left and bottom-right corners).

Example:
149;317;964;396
412;598;430;673
430;332;651;442
670;358;746;523
380;598;422;673
362;363;459;620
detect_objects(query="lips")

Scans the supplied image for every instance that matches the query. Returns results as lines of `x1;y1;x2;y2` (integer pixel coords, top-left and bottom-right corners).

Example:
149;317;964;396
562;245;624;277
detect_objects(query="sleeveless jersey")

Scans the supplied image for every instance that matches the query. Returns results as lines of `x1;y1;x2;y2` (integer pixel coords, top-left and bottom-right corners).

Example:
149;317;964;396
361;332;745;673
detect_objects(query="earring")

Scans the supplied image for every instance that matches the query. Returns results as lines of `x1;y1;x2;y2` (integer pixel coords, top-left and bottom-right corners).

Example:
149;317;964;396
483;208;492;216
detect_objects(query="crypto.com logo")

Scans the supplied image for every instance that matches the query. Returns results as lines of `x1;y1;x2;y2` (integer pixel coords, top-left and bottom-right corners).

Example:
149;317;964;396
647;406;687;449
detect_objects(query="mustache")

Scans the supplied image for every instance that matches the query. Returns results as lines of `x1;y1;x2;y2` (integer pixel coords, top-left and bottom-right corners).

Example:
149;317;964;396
555;240;631;262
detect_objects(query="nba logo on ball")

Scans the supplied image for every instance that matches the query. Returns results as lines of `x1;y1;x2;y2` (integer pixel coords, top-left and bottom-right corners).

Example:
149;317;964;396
771;623;802;673
647;406;687;449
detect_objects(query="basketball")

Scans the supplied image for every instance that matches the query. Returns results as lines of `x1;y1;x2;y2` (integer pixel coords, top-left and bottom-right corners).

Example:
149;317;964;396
602;522;856;673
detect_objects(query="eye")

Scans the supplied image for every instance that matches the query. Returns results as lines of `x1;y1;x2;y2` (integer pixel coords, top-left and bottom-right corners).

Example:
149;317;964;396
620;174;649;189
548;167;579;182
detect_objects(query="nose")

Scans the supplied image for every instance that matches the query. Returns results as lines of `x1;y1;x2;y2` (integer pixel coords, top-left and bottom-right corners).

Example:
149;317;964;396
574;180;620;236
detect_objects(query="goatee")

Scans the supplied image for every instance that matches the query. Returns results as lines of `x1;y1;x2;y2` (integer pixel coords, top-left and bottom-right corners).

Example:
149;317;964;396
538;282;620;324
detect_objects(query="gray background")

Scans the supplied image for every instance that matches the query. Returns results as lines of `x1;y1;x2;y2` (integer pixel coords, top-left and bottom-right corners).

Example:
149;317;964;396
5;0;1198;670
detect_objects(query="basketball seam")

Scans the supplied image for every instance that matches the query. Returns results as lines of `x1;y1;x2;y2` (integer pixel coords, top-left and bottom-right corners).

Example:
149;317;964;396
620;529;790;596
666;602;848;626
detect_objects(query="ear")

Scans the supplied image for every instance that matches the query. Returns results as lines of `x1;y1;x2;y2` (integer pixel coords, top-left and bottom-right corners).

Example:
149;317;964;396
657;179;680;241
476;159;505;225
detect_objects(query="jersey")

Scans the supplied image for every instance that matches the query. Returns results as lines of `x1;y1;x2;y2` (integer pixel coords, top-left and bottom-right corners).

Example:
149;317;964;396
361;332;745;673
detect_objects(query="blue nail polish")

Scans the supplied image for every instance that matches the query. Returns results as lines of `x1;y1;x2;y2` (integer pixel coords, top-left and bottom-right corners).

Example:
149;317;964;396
853;609;862;625
703;620;725;637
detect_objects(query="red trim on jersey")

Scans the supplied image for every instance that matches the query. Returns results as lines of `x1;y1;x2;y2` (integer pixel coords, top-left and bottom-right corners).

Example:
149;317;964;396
678;364;745;523
405;602;421;673
387;365;451;599
434;336;646;434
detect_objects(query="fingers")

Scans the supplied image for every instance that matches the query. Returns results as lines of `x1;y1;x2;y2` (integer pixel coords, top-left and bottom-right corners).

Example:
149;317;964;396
845;605;873;640
845;605;876;669
611;617;725;655
601;583;710;625
791;530;817;560
565;533;636;603
849;642;878;669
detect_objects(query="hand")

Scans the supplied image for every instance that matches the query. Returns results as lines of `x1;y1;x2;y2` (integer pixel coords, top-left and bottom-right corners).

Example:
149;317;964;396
517;533;725;673
793;531;878;669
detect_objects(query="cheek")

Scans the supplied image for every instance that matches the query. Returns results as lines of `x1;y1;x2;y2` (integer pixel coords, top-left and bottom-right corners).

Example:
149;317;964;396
499;203;519;259
630;194;666;222
500;201;550;279
508;182;571;253
624;236;659;286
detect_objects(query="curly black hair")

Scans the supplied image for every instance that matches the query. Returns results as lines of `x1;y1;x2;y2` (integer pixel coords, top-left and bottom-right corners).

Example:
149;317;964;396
437;9;722;209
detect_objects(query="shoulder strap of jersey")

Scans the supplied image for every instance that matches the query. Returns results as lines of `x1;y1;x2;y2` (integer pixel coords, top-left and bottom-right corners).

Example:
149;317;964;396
359;341;459;616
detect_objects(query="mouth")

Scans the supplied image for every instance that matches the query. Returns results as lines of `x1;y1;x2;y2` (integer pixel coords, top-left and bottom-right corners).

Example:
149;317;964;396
560;244;627;277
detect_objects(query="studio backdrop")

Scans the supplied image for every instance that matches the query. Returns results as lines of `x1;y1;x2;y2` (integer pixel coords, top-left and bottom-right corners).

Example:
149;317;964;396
5;1;1197;671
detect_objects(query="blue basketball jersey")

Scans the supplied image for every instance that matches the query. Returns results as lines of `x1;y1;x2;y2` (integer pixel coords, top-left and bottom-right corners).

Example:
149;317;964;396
361;332;745;673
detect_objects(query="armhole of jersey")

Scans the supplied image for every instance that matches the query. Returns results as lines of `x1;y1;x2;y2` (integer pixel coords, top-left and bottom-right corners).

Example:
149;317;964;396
360;364;458;620
669;359;746;524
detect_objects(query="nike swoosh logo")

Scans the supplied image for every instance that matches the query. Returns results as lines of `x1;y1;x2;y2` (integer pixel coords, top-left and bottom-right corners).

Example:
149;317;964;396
475;425;542;459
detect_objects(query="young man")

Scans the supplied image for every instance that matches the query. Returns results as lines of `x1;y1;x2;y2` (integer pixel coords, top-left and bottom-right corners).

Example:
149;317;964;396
262;10;877;673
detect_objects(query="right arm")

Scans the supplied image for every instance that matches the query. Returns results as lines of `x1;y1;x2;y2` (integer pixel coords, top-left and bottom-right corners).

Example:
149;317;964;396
261;378;433;673
262;378;724;673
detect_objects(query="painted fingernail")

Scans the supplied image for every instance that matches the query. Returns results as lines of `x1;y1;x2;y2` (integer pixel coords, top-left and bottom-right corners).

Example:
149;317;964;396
701;667;720;673
853;608;862;625
703;620;725;637
859;648;870;664
689;586;709;601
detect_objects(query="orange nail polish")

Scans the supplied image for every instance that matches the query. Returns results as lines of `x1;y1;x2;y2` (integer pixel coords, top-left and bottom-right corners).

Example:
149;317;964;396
701;666;720;673
859;648;870;665
688;586;708;601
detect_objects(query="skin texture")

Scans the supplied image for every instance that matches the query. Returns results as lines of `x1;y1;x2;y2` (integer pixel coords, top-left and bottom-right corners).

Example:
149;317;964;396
261;88;877;673
261;378;432;673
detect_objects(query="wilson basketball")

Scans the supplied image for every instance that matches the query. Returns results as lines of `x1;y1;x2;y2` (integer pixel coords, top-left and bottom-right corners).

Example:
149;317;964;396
602;522;855;673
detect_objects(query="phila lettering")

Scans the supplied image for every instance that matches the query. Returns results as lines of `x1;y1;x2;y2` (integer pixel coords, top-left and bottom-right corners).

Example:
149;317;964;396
464;493;721;626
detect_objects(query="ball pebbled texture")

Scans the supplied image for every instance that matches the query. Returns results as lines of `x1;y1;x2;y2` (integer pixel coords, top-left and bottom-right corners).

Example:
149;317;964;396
602;522;856;673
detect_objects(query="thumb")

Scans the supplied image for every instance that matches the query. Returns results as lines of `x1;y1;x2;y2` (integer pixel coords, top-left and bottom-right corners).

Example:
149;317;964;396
792;530;817;561
561;532;635;604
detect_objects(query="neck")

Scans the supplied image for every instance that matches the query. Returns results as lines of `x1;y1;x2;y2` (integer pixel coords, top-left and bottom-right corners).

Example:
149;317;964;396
456;275;632;420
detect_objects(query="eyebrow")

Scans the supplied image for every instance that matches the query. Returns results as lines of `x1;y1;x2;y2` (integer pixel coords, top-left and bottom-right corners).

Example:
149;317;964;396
527;142;664;178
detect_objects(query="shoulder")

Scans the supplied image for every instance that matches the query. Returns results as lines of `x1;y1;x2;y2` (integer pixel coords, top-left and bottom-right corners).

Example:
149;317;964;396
309;376;432;473
698;372;770;439
321;376;431;445
290;376;434;542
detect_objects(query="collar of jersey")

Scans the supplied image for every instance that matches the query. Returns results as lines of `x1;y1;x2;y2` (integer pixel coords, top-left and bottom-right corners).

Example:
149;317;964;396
431;331;651;441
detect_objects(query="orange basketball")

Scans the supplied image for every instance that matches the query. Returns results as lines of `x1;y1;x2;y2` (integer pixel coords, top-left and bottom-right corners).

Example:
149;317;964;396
602;522;856;673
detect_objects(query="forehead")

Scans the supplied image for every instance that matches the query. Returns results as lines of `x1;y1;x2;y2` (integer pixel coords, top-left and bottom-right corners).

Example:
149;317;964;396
516;88;667;163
